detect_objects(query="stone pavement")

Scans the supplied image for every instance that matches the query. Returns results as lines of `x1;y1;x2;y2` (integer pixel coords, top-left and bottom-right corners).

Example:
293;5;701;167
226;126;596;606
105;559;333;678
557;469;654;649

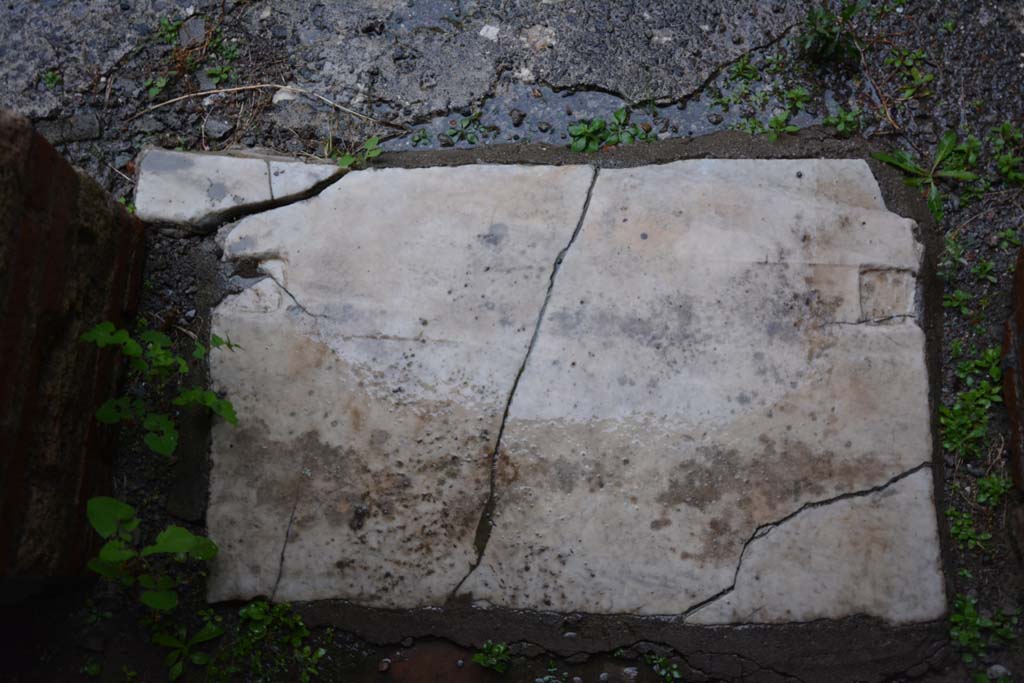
136;151;945;627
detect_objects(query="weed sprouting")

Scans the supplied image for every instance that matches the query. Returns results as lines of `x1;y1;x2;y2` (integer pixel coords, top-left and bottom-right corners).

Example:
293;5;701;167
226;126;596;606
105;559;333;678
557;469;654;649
950;595;1018;668
798;2;862;65
872;131;979;221
335;137;382;169
946;508;992;551
472;640;512;673
977;475;1013;507
823;106;862;138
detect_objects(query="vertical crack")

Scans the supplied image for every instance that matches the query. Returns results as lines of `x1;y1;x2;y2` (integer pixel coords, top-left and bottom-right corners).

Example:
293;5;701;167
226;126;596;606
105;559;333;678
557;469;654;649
270;493;300;603
448;166;601;600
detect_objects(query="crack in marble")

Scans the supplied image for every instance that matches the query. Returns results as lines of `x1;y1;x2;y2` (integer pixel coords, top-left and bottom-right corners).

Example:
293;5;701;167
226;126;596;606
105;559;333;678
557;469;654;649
680;462;933;621
448;165;601;601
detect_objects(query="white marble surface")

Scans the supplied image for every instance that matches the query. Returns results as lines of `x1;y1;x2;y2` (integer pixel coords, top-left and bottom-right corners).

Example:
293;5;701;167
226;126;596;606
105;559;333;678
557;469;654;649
201;158;944;624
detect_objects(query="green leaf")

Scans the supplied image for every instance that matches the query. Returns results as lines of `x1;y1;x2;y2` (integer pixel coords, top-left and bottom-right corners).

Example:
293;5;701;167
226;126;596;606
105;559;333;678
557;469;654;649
190;536;219;561
143;413;178;457
121;339;143;357
87;497;136;538
95;397;143;424
140;330;172;348
192;343;207;359
99;540;136;563
154;633;184;649
142;526;199;556
934;130;958;168
336;154;356;169
613;108;627;125
872;150;926;177
927;182;944;221
189;621;224;644
190;652;211;666
570;137;586;152
87;557;124;578
141;589;179;612
168;659;184;681
80;322;117;345
140;526;217;561
935;169;978;181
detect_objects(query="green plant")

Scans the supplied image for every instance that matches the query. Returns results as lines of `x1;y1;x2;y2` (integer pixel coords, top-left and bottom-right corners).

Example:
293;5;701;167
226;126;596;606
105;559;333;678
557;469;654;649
955;347;1002;386
569;118;609;152
118;196;137;214
606;107;652;145
644;654;682;681
85;496;218;612
728;54;760;82
154;621;224;681
158;17;183;45
734;116;766;136
472;640;512;673
823;106;861;138
996;229;1022;251
411;128;431;147
207;601;325;683
989;122;1024;184
972;259;997;284
205;65;232;86
446;112;483;144
950;595;1018;667
873;131;979;221
943;289;972;315
941;381;1000;459
42;70;62;89
798;2;862;65
80;322;239;458
942;19;956;33
939;235;967;280
946;508;992;551
767;112;799;141
977;475;1013;506
335;136;382;170
783;86;810;113
145;76;170;98
81;659;102;677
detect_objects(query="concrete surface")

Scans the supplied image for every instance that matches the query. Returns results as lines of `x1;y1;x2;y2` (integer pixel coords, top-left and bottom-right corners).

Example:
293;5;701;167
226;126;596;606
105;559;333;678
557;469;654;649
176;154;946;624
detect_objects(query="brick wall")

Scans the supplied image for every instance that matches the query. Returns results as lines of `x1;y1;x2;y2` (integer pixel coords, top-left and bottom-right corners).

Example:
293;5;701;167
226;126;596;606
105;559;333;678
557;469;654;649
0;110;145;599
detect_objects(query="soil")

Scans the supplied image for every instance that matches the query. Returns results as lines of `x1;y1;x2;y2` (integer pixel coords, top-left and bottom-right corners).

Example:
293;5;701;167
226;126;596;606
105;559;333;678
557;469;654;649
1;0;1024;681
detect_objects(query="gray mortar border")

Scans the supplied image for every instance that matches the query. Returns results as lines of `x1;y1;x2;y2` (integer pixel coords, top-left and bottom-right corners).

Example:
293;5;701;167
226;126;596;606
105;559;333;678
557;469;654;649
182;127;949;682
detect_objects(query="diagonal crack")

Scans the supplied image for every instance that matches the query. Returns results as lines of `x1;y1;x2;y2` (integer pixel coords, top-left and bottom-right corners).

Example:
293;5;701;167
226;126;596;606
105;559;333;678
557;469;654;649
681;462;932;620
448;166;601;601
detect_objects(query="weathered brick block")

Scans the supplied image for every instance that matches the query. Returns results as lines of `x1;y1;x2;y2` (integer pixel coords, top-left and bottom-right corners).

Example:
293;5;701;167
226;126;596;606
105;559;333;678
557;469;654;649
0;109;145;599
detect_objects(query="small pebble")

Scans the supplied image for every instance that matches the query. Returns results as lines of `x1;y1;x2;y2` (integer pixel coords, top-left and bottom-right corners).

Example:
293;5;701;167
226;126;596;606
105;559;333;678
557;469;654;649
988;664;1011;679
538;121;552;133
623;667;639;680
378;658;391;672
600;674;610;682
457;659;464;668
401;637;413;647
563;631;578;639
706;112;723;125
